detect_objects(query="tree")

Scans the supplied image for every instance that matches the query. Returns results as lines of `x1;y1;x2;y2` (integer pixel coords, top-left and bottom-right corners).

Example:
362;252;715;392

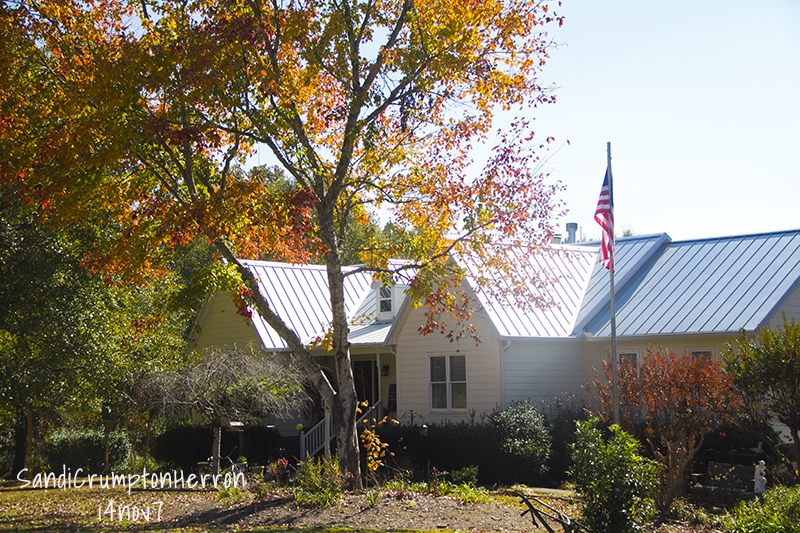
138;345;307;475
2;0;565;486
722;317;800;481
593;348;736;511
0;195;187;474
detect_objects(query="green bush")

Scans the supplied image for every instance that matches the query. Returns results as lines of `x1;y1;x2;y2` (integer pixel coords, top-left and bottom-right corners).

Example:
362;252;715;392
722;485;800;533
451;465;479;486
569;416;660;533
490;400;551;476
293;454;343;508
45;428;131;474
376;410;555;486
542;394;590;486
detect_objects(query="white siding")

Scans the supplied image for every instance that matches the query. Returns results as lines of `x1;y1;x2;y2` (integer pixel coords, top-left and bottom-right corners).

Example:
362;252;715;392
767;283;800;328
502;339;589;407
395;305;501;424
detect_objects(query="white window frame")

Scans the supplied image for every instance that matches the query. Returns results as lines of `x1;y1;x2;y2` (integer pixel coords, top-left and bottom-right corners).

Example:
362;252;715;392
377;286;393;320
428;354;467;412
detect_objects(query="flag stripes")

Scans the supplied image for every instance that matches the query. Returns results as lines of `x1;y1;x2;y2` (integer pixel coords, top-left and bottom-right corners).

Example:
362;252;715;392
595;168;614;270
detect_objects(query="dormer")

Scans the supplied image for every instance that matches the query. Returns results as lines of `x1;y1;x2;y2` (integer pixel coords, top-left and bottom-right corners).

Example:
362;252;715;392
375;282;407;322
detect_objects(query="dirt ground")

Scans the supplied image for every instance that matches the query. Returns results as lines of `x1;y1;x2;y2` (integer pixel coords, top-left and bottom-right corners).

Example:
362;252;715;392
169;490;558;531
165;489;721;533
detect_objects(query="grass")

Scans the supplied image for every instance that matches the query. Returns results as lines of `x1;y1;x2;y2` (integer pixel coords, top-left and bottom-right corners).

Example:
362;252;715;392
0;482;497;533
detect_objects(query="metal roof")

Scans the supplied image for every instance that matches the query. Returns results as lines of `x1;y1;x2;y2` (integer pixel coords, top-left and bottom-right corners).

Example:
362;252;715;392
242;260;375;349
581;229;800;337
458;244;599;338
236;229;800;347
572;234;670;334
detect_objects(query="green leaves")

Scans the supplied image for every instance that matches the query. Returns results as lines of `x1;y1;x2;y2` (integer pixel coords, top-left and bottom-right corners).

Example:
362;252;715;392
569;416;660;533
490;400;551;473
723;315;800;478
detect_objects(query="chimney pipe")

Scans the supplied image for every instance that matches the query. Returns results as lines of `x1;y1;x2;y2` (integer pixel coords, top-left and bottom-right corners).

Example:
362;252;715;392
566;222;578;244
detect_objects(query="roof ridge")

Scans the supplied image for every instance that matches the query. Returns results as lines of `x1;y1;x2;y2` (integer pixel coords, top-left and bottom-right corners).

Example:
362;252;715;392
670;228;800;244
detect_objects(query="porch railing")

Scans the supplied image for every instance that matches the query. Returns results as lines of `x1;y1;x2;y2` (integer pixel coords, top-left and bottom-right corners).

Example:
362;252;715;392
299;400;382;459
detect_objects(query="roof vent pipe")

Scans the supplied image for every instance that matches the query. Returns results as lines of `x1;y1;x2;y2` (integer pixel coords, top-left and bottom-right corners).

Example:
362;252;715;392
566;222;578;244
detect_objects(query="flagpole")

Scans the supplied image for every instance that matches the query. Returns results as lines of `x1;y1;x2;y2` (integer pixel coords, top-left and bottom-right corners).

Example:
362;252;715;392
607;142;620;426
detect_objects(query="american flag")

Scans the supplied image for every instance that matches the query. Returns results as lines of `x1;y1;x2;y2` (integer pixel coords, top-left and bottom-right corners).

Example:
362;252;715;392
595;168;614;270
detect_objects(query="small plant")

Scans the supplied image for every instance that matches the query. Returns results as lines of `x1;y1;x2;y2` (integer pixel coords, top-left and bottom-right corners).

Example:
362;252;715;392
216;486;245;507
451;465;479;486
359;401;397;486
363;490;380;508
252;481;271;502
266;457;289;483
569;416;660;533
409;481;428;493
453;482;488;504
722;485;800;533
293;454;343;509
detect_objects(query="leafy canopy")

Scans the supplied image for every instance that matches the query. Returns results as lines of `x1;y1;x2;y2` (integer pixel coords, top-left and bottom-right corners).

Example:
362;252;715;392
2;0;567;484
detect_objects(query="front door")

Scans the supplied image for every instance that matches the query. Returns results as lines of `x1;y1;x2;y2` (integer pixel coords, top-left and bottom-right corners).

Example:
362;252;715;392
353;361;376;406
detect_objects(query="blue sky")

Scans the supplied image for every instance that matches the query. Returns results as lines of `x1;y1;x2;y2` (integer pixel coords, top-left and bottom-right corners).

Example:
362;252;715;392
247;0;800;243
531;0;800;242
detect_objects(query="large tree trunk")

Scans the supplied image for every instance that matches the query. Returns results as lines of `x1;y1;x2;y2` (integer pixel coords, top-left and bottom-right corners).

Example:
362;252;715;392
10;414;27;478
332;347;362;490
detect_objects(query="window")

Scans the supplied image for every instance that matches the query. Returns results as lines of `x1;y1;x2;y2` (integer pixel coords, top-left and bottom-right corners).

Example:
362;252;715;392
379;286;392;314
429;355;467;410
619;351;638;369
689;348;713;360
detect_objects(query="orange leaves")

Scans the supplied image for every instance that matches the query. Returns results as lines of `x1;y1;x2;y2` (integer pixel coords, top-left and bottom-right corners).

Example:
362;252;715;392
594;347;736;436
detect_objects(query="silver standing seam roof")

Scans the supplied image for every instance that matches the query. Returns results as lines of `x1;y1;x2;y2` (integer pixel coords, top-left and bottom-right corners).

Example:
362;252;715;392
243;260;375;349
235;229;800;349
578;229;800;337
458;244;598;338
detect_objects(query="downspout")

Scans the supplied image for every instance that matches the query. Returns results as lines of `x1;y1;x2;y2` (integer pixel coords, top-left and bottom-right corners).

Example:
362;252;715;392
500;340;512;409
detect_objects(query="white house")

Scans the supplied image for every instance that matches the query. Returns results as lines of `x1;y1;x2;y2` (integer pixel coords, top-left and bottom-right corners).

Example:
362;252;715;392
189;229;800;434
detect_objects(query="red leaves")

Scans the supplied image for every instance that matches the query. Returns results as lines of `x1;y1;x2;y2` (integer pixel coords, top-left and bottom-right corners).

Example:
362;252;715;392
233;285;254;319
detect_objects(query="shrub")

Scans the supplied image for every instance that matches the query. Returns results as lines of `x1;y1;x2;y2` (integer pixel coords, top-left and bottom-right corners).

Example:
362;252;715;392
542;394;590;486
375;422;502;484
45;428;131;474
293;454;343;508
722;485;800;533
451;465;479;486
593;348;735;511
569;416;660;533
490;400;551;476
